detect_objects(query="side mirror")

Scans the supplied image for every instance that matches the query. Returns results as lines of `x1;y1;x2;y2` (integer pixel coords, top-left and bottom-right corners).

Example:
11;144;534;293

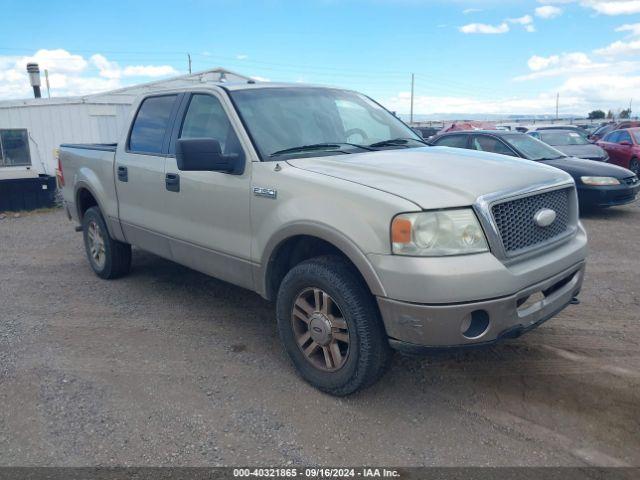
176;138;244;174
619;140;632;146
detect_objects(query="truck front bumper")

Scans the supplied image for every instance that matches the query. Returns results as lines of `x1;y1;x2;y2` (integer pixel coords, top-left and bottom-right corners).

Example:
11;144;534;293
377;261;585;352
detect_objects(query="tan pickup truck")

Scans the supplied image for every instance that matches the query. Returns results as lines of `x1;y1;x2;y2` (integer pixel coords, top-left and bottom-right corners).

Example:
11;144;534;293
59;82;587;395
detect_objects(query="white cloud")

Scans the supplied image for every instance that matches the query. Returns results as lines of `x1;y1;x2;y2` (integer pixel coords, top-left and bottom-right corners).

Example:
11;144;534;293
122;65;178;77
90;54;121;79
236;54;248;60
509;14;534;25
528;54;560;71
508;14;536;32
459;22;509;34
539;0;640;15
595;38;640;55
615;22;640;36
382;91;578;115
584;0;640;15
462;8;482;14
0;49;181;99
535;5;563;18
519;52;596;79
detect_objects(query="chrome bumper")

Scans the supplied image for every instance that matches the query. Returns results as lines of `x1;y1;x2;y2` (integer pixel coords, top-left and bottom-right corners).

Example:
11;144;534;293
378;261;585;350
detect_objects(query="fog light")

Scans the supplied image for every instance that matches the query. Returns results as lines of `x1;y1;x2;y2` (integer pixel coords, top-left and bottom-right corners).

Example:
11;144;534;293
460;310;490;339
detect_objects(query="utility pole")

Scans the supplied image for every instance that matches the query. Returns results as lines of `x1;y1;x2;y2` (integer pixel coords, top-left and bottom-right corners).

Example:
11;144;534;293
629;98;633;118
410;73;415;124
555;92;559;121
188;53;192;74
44;69;51;99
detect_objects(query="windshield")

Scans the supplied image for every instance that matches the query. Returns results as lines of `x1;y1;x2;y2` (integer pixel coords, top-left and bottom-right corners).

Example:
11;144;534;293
229;87;421;159
539;131;589;146
502;134;567;161
632;131;640;144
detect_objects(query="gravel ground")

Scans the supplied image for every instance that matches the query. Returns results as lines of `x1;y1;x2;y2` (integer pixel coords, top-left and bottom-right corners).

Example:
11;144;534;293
0;203;639;467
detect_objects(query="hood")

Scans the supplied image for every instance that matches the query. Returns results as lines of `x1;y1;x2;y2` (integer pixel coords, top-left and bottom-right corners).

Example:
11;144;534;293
552;144;607;160
541;156;633;179
287;147;572;209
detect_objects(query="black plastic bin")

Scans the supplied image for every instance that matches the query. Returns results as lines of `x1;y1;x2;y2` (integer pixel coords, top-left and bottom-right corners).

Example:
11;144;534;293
0;174;57;212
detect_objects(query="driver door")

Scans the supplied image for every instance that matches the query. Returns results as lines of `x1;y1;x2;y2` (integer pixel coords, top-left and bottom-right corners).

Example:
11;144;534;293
161;92;254;289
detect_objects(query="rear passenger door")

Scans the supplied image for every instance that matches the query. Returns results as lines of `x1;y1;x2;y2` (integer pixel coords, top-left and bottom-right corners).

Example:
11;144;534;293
115;94;182;258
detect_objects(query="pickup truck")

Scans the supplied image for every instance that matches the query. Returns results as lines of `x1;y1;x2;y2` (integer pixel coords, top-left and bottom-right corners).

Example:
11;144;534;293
59;83;588;395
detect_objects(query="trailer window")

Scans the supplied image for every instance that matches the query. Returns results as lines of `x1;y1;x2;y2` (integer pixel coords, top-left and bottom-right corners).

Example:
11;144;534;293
0;129;31;167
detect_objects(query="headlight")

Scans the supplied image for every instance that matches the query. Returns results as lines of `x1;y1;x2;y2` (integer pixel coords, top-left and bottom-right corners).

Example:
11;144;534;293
391;209;489;256
581;176;620;186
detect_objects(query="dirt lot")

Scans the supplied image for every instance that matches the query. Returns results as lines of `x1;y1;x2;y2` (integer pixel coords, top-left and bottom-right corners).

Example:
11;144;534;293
0;204;639;467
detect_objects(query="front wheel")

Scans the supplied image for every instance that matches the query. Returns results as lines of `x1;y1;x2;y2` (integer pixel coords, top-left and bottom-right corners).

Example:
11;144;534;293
276;255;392;396
82;207;131;279
629;158;639;176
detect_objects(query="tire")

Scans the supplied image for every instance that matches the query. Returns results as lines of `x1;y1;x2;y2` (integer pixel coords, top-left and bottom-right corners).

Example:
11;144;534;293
82;206;132;279
276;255;392;396
629;158;639;176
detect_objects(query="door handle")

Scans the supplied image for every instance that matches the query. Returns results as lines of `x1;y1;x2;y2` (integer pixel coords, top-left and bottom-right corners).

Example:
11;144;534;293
117;165;128;182
165;173;180;192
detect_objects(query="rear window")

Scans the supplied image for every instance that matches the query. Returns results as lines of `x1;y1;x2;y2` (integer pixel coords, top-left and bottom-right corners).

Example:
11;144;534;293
129;95;178;154
433;135;468;148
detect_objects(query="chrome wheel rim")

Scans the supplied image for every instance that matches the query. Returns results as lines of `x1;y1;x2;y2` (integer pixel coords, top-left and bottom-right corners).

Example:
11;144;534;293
291;288;350;372
87;221;106;269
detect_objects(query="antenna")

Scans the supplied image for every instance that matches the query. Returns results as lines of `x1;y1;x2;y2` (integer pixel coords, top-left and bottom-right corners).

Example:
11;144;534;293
44;69;51;98
188;53;192;74
410;73;415;124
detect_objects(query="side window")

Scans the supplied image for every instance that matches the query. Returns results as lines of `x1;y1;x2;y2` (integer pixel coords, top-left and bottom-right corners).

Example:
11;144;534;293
604;131;620;143
471;135;517;156
0;129;31;167
433;135;468;148
179;94;243;157
129;95;177;154
618;131;632;144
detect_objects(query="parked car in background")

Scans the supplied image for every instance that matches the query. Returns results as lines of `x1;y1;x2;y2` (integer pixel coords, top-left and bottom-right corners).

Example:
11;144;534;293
429;130;639;209
528;129;608;162
528;125;589;139
589;121;640;142
413;126;439;140
596;128;640;176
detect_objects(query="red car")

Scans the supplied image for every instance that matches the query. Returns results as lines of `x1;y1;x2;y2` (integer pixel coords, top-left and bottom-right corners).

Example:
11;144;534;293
590;121;640;142
596;128;640;176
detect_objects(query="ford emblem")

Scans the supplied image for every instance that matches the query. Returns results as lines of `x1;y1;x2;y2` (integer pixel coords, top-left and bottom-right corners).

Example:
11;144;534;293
534;208;556;227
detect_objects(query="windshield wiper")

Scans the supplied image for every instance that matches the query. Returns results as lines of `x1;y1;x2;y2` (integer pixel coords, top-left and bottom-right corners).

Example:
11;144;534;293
368;137;428;148
269;142;374;157
540;155;567;160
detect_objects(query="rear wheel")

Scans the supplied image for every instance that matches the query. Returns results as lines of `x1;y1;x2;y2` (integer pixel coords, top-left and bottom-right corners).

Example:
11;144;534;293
82;207;131;279
276;255;392;396
629;158;639;176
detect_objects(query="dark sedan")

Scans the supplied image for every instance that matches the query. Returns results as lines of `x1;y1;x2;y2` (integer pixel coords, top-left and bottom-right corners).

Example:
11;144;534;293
528;129;608;161
429;130;639;209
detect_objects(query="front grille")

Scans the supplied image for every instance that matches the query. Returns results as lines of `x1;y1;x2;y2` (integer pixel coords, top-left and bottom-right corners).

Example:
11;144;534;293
623;176;638;186
491;188;571;255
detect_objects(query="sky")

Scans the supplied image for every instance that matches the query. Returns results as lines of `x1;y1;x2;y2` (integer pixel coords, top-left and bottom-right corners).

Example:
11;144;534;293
1;0;640;117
